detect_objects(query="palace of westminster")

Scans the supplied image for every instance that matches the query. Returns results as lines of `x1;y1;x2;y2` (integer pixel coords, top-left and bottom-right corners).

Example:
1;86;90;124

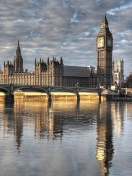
0;14;124;88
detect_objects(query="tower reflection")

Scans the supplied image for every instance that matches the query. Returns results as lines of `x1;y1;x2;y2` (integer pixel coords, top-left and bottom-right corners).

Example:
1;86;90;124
1;99;100;153
111;102;125;136
14;101;23;150
96;102;114;175
2;103;14;138
34;100;78;140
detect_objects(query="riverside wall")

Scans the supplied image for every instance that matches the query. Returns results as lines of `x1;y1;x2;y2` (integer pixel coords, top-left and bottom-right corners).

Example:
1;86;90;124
0;91;101;102
19;92;100;101
2;88;132;103
3;89;126;103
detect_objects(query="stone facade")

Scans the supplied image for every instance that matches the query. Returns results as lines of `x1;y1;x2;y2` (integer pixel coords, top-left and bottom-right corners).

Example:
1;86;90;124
0;40;97;88
63;65;96;87
112;58;124;87
0;14;115;88
96;13;113;88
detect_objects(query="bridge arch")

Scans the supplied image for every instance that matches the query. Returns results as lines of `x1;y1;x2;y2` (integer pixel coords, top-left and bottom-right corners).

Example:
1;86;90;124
13;86;49;94
0;86;10;94
50;87;78;101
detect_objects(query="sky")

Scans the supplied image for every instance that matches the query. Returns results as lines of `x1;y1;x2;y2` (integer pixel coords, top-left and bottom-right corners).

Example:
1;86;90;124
0;0;131;76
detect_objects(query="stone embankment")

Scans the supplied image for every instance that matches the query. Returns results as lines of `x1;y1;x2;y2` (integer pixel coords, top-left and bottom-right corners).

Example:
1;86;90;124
0;91;100;102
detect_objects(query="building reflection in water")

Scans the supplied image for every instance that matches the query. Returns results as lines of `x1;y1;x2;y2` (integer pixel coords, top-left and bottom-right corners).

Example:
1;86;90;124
111;102;125;136
14;101;24;150
2;103;14;138
0;99;100;152
96;102;114;176
0;98;129;175
34;102;64;140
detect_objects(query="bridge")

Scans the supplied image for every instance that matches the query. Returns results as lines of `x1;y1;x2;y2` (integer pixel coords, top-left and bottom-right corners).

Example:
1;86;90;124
0;84;103;102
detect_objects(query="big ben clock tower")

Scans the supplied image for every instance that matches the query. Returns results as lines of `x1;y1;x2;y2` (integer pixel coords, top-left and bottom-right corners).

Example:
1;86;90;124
96;13;113;88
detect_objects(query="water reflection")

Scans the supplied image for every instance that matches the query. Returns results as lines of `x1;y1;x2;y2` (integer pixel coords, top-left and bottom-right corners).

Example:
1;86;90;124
0;100;99;150
34;103;64;140
96;103;114;176
3;103;14;138
111;102;125;135
0;100;131;176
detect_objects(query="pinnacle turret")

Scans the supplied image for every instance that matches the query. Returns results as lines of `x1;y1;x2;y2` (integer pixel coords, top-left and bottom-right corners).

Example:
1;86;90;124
16;39;21;56
102;12;108;25
14;40;23;72
18;39;19;47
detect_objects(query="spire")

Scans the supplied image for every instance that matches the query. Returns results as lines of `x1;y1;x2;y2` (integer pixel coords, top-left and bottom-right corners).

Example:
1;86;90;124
102;12;108;25
60;56;63;65
18;39;19;47
14;39;23;73
99;11;111;33
16;39;21;55
104;12;108;24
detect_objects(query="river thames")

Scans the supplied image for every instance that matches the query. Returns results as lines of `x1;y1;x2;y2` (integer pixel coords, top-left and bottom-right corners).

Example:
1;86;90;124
0;99;132;176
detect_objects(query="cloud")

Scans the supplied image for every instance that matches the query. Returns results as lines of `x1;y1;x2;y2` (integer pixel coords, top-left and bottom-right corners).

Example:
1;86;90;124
0;0;131;76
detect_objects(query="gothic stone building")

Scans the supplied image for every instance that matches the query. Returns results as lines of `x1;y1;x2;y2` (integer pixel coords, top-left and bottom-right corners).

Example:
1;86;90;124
96;13;113;88
0;14;113;88
112;58;124;87
0;40;97;88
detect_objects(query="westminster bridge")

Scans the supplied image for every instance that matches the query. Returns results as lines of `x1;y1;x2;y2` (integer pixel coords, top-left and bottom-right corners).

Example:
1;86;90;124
0;84;104;102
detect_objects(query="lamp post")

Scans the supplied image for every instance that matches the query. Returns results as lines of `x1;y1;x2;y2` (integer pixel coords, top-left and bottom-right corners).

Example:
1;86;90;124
76;81;80;102
98;86;102;103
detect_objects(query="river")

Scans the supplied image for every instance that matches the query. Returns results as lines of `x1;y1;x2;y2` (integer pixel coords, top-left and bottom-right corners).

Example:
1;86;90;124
0;99;132;176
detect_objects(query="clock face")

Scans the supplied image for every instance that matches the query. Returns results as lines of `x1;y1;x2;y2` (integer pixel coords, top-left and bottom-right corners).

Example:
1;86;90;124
107;39;112;46
97;37;104;48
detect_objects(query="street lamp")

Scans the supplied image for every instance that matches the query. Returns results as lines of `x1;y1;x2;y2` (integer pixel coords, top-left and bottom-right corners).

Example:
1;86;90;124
98;87;102;103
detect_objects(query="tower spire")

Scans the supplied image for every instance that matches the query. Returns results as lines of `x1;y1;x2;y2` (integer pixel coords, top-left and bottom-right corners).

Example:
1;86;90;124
102;11;108;25
97;12;113;88
104;12;108;24
18;39;19;47
16;39;21;55
14;39;23;73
